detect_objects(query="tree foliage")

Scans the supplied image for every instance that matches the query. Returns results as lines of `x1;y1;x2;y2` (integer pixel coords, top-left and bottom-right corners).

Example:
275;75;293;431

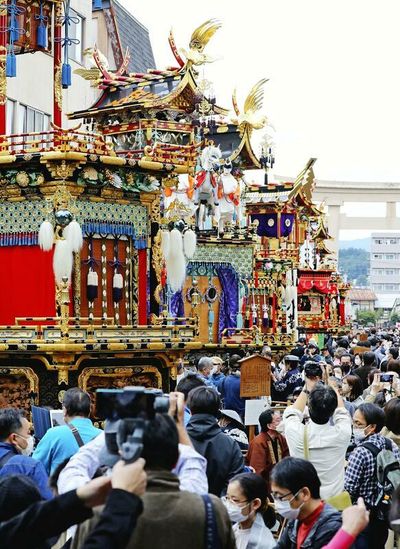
338;247;369;285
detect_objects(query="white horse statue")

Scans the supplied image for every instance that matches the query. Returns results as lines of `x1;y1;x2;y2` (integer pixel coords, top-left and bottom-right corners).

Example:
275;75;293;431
217;162;243;233
193;145;222;230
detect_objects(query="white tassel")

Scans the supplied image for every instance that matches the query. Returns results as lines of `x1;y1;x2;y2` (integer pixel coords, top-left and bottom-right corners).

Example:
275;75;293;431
113;273;123;288
161;230;170;259
53;239;73;284
183;229;197;259
165;228;186;292
87;270;98;286
63;220;83;253
38;221;54;251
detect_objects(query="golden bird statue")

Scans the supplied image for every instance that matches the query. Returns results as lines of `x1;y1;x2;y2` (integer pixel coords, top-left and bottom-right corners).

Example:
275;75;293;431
178;19;221;67
231;79;269;134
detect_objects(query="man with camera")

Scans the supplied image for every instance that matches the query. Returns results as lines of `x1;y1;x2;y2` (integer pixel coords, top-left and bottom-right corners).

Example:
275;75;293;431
272;355;303;402
282;361;352;500
70;391;235;549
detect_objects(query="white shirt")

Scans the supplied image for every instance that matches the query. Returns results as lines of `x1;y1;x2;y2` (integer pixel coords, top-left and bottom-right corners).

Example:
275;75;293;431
283;406;352;499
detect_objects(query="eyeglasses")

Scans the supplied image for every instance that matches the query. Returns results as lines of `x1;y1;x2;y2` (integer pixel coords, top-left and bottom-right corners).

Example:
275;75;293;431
222;496;249;506
271;490;293;502
352;421;368;428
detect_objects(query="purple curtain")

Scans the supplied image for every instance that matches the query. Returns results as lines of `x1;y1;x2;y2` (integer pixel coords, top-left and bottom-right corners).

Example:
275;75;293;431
216;265;239;341
250;213;278;237
281;213;295;237
170;290;184;318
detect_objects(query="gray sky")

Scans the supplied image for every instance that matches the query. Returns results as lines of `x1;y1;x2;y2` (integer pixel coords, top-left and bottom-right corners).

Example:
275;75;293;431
120;0;400;184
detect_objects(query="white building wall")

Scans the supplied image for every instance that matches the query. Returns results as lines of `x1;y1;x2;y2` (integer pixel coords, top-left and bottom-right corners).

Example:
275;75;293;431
6;0;100;133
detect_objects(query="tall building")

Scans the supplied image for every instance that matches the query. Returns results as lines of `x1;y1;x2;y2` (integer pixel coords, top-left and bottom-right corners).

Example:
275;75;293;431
5;0;154;133
370;232;400;309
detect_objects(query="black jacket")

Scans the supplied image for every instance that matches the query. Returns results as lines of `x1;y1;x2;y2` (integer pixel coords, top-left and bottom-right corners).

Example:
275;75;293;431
276;503;342;549
0;488;142;549
187;413;244;496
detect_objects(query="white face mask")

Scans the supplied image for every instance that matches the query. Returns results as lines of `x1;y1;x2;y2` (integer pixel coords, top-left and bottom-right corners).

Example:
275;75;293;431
16;434;35;456
354;357;361;366
274;491;304;520
222;498;250;523
353;427;368;444
210;366;218;376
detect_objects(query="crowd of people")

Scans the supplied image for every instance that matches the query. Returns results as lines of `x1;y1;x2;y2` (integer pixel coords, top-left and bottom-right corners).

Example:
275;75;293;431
1;328;400;548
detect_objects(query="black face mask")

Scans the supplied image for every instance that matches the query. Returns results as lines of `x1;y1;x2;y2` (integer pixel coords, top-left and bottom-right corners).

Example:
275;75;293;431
341;364;351;374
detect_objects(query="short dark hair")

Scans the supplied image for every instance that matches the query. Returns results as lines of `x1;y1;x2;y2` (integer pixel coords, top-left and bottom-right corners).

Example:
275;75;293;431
389;347;399;360
308;384;337;424
389;361;400;376
385;398;400;435
271;457;321;499
230;473;268;511
345;375;363;401
259;410;274;431
0;409;24;441
363;352;376;367
187;386;220;416
357;403;385;433
63;388;91;417
176;373;205;400
142;414;179;470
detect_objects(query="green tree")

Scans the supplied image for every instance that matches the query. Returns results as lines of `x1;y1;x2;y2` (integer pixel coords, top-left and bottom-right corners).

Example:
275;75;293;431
356;309;381;325
339;247;369;285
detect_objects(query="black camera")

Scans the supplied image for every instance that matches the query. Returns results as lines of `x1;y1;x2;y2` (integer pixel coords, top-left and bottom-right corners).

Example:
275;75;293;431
96;387;170;465
380;374;394;383
304;361;323;379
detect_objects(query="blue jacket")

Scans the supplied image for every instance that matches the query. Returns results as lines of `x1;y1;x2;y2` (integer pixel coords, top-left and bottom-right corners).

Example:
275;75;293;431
32;417;102;475
219;374;245;418
210;372;225;388
0;442;52;499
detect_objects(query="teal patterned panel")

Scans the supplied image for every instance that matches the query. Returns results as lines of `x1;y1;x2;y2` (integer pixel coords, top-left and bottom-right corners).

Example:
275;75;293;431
192;244;254;277
0;199;148;238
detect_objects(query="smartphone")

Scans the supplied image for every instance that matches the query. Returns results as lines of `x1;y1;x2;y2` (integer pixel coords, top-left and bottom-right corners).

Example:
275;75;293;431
380;373;394;383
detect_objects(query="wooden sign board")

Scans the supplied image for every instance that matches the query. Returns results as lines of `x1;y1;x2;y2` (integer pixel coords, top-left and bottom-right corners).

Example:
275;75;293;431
239;354;271;398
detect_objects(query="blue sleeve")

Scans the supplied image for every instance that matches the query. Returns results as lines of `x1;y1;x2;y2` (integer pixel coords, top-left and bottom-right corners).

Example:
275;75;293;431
32;460;53;500
32;430;54;475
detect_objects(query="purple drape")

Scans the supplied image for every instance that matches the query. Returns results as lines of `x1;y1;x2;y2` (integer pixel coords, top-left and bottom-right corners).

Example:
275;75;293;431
170;290;184;318
281;213;295;237
216;265;239;341
250;213;294;237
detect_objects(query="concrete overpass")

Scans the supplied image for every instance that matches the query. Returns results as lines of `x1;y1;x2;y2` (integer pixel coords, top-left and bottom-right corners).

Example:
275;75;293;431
276;177;400;254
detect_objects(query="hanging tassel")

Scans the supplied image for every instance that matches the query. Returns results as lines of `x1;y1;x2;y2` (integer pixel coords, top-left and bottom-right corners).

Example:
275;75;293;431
161;230;170;260
62;63;72;88
87;269;98;301
53;240;73;284
113;272;123;303
93;0;103;8
63;221;83;253
183;229;197;259
37;24;48;49
165;228;186;292
6;51;16;78
38;220;54;251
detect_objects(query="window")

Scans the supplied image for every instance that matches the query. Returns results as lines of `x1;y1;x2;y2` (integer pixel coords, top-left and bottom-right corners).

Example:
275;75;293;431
18;104;51;134
386;254;395;260
390;239;398;244
373;254;383;260
6;99;15;135
386;269;395;275
64;9;84;64
373;269;383;275
373;284;383;290
385;284;399;291
375;239;383;244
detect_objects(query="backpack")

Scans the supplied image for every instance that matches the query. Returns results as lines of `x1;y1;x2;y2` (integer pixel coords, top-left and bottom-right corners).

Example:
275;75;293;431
362;437;400;521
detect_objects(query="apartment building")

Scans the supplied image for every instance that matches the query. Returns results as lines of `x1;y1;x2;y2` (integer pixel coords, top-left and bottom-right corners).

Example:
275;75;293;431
5;0;154;133
370;232;400;308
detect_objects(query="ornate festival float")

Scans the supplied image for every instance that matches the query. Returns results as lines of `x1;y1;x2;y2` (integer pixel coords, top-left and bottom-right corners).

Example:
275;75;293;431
0;5;349;409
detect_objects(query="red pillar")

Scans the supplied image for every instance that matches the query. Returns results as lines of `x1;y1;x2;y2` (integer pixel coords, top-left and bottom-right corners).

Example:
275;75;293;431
53;2;62;127
138;248;148;325
0;7;7;135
